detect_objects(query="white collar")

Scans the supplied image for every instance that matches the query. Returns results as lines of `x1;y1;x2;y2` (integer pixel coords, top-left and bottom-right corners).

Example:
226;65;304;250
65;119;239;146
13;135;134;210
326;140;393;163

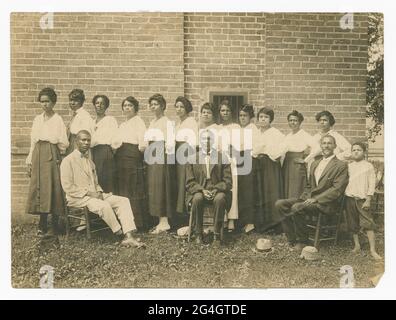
75;107;86;115
320;154;336;162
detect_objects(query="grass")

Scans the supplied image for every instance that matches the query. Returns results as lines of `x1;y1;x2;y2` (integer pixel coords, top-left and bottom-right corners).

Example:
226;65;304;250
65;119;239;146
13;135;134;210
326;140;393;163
11;223;384;289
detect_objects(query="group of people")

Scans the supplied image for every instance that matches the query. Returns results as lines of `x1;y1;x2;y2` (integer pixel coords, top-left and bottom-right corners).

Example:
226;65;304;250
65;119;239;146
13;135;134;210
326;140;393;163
24;87;382;259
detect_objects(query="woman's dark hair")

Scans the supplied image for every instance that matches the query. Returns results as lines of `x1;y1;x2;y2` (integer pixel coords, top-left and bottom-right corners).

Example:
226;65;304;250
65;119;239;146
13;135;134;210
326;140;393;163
239;104;255;119
149;93;166;110
92;94;110;109
287;110;304;123
315;110;335;126
351;141;367;152
201;102;218;123
175;96;193;113
257;107;275;123
68;88;85;103
38;87;57;104
122;96;139;112
200;102;215;114
218;99;231;111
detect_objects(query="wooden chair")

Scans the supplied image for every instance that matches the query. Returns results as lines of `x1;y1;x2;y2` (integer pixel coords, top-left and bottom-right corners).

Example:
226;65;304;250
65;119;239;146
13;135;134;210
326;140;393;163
306;196;345;249
65;206;111;240
187;202;227;242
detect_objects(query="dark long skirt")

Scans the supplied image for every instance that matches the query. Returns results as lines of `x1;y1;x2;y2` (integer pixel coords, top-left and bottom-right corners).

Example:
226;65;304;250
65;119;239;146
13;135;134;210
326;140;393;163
26;141;65;217
114;143;152;230
237;151;257;226
255;154;284;231
91;144;115;193
282;151;307;199
146;141;176;218
66;133;77;156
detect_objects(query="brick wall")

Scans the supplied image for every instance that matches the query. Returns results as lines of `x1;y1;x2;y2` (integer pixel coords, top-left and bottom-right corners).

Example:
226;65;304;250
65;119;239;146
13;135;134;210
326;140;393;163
11;12;184;221
264;13;368;135
11;12;371;222
183;12;266;117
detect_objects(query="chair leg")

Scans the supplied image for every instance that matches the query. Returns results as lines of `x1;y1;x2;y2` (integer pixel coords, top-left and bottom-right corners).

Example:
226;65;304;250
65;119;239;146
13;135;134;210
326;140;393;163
84;207;91;240
314;213;322;249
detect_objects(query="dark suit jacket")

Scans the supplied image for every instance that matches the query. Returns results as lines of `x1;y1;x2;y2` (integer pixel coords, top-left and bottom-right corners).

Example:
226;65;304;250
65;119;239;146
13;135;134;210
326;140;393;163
185;149;232;210
300;156;349;214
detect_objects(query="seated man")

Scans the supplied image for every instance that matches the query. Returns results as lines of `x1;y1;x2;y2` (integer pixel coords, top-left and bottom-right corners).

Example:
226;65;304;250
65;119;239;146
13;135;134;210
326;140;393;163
275;135;349;249
185;130;232;246
60;130;144;247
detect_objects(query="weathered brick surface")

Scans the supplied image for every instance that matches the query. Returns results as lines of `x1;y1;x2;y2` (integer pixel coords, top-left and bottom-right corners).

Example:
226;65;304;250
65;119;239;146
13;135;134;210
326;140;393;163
11;13;370;221
11;13;184;220
264;13;368;135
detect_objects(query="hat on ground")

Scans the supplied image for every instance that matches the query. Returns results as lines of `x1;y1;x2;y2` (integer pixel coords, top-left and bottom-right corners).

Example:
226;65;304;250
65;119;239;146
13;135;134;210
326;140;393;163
256;238;273;252
300;246;320;261
177;226;190;237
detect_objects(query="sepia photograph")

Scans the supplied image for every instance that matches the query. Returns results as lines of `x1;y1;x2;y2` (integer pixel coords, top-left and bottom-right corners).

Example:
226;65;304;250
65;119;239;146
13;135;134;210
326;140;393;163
10;10;385;289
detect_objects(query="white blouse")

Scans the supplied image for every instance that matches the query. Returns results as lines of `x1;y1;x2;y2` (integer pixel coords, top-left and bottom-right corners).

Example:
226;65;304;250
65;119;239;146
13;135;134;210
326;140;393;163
252;126;285;161
239;123;258;152
282;129;316;154
111;115;147;150
306;129;351;162
345;160;376;199
69;107;94;135
26;112;69;164
145;116;175;152
175;116;198;147
90;115;118;148
217;122;241;152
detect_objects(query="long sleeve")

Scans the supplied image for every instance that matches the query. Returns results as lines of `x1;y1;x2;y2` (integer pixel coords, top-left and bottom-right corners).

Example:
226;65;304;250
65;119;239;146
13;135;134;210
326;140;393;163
266;128;285;161
110;125;123;150
367;164;376;197
185;163;204;195
213;162;232;193
313;162;349;204
60;157;89;199
176;117;198;147
70;108;94;135
26;116;39;165
91;116;118;147
57;119;69;154
333;132;351;161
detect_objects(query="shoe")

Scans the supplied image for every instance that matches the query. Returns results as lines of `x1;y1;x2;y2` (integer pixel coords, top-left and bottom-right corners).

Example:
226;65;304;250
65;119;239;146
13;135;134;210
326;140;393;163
120;237;145;248
76;225;87;232
244;224;255;234
150;227;170;235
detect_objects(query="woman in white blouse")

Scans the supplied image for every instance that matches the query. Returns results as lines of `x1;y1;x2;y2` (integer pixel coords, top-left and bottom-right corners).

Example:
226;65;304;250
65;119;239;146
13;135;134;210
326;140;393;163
305;110;351;162
145;94;176;234
26;87;69;237
282;110;315;199
199;102;218;131
237;104;258;234
174;96;198;221
217;100;240;231
66;89;94;155
112;96;151;232
91;95;118;193
253;107;285;232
